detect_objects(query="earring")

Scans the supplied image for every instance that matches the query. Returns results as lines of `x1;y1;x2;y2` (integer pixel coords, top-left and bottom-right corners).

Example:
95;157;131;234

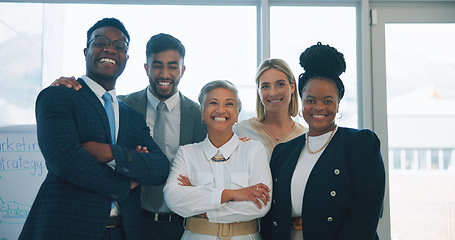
336;112;343;119
298;110;304;117
201;120;205;124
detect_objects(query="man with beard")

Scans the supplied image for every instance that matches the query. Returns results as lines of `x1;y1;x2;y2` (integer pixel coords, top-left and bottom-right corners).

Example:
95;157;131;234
120;33;207;240
53;33;207;240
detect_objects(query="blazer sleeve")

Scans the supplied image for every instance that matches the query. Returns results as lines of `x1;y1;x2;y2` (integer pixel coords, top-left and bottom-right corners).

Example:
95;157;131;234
110;101;169;186
36;86;136;201
337;129;386;240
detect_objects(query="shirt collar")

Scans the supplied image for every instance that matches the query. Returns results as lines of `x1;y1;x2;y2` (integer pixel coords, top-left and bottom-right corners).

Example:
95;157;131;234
202;133;239;162
81;75;117;102
146;86;180;111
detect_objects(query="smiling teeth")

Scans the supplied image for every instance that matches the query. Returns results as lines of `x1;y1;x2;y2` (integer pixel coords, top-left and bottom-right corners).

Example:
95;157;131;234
214;117;227;122
100;58;116;64
313;115;325;118
158;82;170;86
270;100;280;103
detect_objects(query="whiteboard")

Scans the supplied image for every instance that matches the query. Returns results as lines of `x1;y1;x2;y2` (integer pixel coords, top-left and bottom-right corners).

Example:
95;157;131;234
0;125;47;240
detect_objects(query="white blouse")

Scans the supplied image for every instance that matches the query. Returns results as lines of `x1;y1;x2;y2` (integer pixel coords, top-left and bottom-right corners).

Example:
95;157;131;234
164;134;272;240
291;128;338;217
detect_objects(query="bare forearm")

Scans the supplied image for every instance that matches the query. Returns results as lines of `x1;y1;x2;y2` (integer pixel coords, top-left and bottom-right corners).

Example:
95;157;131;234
221;189;233;204
220;183;270;208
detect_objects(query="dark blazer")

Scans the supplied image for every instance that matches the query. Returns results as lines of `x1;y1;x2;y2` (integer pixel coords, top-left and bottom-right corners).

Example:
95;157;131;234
19;79;169;240
261;127;385;240
119;88;207;146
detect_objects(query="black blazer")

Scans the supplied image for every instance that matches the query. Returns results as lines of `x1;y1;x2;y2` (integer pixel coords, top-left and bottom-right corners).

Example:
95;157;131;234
261;127;385;240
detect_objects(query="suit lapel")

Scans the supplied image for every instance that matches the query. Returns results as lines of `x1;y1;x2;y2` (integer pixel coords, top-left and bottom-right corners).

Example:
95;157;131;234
77;79;112;143
179;93;197;145
131;88;148;117
117;100;131;146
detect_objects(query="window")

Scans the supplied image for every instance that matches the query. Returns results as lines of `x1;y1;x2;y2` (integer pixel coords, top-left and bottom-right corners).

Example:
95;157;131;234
405;149;414;170
0;3;257;125
0;3;43;125
270;6;357;128
418;149;428;170
443;149;453;170
385;23;455;239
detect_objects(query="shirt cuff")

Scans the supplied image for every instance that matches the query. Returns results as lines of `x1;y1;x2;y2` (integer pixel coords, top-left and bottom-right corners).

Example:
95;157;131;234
211;187;225;207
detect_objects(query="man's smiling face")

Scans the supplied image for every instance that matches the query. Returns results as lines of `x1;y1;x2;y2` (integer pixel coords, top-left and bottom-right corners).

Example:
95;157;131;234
84;26;129;85
145;49;185;101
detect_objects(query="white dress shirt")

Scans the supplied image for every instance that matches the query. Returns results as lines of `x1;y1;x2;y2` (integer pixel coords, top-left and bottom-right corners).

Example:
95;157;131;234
146;87;180;161
163;134;272;240
81;75;120;215
82;75;119;142
143;88;181;213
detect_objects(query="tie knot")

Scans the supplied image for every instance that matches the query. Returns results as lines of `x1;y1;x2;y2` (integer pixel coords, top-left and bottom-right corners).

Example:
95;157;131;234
157;102;166;111
102;92;113;102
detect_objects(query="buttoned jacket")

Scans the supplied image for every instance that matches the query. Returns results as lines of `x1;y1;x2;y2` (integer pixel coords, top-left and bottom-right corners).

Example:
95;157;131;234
19;79;169;240
261;127;385;240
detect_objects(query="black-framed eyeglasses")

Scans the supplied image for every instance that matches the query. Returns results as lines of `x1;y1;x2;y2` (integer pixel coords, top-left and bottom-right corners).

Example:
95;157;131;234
88;35;129;52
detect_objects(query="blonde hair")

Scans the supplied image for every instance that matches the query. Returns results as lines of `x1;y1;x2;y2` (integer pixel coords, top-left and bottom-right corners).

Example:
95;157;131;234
255;58;299;121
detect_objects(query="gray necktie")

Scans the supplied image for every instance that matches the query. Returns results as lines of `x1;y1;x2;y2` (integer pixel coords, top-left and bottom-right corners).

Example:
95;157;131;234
150;101;166;210
153;102;166;149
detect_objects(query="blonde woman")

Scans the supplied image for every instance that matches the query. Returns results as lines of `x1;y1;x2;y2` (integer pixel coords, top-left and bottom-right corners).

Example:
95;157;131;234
234;59;306;154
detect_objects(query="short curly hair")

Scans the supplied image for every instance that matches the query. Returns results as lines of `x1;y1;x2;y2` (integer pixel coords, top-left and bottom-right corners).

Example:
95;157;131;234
86;18;130;48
